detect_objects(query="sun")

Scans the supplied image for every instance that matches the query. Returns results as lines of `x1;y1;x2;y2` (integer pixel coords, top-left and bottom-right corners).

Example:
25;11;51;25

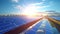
21;5;39;17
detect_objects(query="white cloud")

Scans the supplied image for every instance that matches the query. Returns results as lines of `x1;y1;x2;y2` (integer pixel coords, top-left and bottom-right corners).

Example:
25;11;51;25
12;0;19;3
36;5;49;9
14;3;50;12
14;5;23;11
29;2;50;9
14;1;50;13
31;2;44;5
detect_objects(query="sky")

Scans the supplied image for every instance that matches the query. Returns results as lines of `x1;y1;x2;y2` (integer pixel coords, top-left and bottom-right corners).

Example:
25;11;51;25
0;0;60;15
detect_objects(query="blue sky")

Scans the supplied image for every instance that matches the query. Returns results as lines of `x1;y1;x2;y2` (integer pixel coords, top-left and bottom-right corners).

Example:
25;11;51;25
0;0;60;15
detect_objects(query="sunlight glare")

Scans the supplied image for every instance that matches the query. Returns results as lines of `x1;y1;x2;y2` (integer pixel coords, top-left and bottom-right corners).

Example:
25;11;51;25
21;5;39;17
